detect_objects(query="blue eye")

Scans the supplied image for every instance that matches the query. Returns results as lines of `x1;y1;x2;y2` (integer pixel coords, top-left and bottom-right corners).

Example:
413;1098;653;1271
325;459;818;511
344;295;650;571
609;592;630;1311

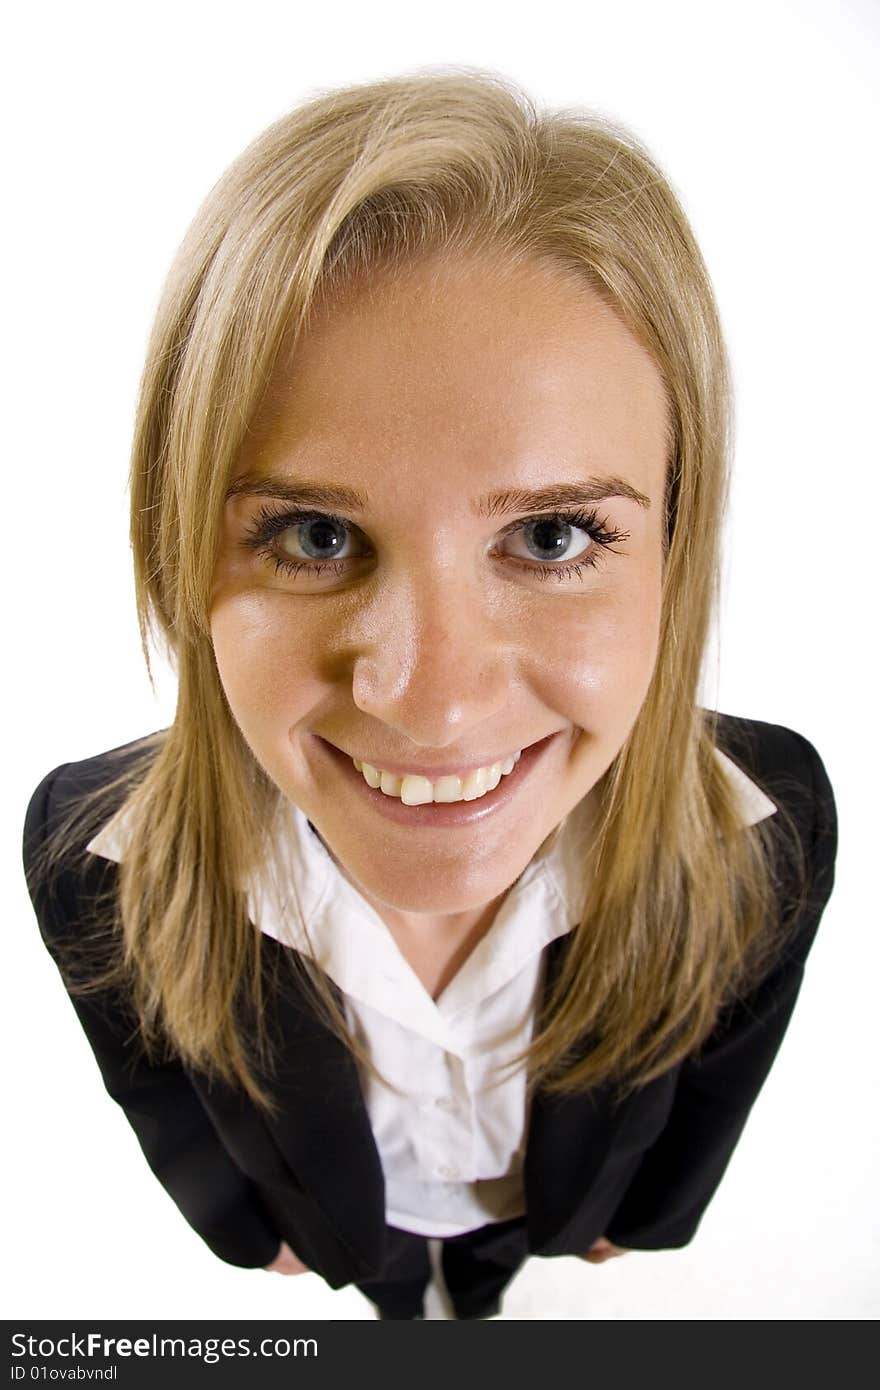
240;505;629;583
284;516;352;561
507;517;593;565
241;507;367;577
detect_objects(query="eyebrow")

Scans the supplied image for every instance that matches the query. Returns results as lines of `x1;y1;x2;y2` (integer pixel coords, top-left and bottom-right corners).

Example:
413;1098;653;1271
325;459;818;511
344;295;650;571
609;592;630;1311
225;474;652;514
476;479;651;516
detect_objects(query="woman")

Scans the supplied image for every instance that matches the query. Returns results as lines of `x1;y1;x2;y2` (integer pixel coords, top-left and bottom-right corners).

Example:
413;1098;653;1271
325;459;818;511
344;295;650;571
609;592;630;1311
22;69;837;1320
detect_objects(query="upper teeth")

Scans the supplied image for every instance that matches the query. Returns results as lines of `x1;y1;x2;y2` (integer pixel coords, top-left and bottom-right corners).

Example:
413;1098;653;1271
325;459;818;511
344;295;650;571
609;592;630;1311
352;751;522;804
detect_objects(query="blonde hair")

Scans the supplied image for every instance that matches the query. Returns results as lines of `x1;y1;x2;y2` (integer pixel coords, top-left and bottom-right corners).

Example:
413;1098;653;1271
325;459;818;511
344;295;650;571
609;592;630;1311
33;67;805;1112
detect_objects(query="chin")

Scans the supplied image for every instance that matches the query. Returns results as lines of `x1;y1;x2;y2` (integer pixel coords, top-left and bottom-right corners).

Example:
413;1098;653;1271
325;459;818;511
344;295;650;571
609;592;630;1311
370;882;496;917
337;844;527;917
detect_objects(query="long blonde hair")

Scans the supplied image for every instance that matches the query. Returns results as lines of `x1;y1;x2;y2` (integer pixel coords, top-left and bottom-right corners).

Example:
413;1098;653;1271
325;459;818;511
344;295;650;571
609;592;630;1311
33;67;805;1112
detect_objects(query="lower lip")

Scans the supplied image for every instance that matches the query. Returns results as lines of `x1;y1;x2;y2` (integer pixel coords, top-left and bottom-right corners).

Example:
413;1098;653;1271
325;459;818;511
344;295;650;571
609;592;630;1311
312;732;563;829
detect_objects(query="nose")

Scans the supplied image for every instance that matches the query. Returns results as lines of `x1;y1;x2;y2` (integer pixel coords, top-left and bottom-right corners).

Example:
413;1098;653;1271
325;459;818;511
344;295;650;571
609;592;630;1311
347;568;514;750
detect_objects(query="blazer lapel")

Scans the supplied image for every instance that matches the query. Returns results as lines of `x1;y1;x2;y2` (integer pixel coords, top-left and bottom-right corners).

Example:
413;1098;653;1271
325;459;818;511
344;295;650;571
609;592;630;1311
253;936;388;1259
187;932;387;1277
523;933;622;1247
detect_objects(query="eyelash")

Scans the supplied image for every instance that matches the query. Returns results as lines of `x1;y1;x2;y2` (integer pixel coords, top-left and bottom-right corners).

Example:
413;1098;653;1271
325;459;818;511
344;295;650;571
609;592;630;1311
240;504;630;584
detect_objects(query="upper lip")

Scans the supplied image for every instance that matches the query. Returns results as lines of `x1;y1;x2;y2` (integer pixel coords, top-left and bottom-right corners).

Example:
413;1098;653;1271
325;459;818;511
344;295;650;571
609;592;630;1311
319;733;554;779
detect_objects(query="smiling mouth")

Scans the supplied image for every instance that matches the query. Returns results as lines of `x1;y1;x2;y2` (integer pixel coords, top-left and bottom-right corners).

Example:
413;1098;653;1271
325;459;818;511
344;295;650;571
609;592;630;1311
351;750;523;804
314;731;563;827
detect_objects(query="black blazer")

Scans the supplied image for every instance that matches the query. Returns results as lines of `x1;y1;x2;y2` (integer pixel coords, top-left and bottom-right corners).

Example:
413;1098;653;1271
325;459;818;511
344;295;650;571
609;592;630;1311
22;712;837;1289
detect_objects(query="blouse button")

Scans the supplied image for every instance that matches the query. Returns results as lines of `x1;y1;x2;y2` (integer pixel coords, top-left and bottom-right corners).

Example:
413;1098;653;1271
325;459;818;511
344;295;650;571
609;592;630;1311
437;1163;460;1179
434;1097;455;1111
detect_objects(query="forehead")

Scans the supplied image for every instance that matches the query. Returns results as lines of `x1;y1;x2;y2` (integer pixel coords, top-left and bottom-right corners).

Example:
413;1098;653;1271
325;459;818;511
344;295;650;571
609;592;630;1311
236;252;670;502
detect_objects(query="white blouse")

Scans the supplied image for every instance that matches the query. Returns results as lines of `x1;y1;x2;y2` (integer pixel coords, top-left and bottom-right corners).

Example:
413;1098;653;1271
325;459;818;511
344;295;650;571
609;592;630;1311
86;748;777;1239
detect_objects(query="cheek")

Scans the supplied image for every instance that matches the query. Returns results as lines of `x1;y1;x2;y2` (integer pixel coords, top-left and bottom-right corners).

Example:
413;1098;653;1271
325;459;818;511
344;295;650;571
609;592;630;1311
210;596;325;734
540;581;662;733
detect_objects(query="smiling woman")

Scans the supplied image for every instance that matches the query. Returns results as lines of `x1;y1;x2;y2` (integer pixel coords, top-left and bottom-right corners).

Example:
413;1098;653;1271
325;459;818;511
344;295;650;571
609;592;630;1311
22;68;837;1320
210;255;667;928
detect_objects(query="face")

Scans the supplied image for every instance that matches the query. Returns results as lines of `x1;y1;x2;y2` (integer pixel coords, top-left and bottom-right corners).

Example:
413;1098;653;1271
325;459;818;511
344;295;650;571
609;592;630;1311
210;252;669;921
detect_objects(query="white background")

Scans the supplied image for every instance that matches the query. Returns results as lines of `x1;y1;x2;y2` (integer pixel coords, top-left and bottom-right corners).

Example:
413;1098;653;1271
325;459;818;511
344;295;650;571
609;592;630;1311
5;0;878;1320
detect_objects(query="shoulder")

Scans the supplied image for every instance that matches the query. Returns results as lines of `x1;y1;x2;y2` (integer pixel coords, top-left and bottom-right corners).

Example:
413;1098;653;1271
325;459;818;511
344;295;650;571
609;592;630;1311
22;733;166;935
22;737;166;1003
710;710;837;914
711;710;835;823
712;709;830;790
24;732;166;845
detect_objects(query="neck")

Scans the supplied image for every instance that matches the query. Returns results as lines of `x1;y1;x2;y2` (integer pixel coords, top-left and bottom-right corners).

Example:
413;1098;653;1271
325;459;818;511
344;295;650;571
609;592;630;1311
360;887;510;1003
374;893;507;945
